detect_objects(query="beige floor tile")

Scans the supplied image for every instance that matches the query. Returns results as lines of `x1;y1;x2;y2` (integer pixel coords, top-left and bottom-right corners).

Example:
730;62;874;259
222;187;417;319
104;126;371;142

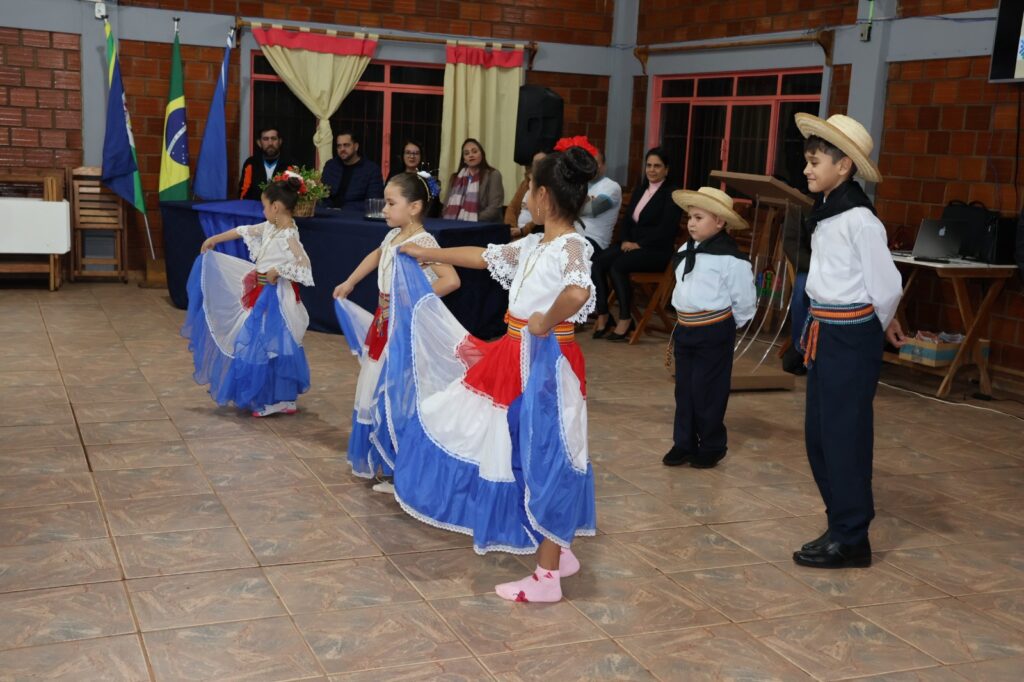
777;559;945;607
0;538;122;593
481;639;655;680
618;624;813;681
612;526;763;572
93;464;211;501
0;502;107;546
143;616;322;681
709;515;826;562
0;402;74;427
958;589;1024;632
73;400;168;424
0;472;96;509
86;441;195;470
740;610;939;680
295;603;469;674
265;557;421;613
661;486;792;524
79;419;181;446
0;424;81;452
0;582;135;651
356;513;474;554
114;527;257;578
219;486;344;530
0;445;87;475
0;634;149;681
328;483;403;516
884;543;1024;596
596;493;700;533
388;548;531;601
127;568;286;631
241;514;382;566
104;493;233;536
857;598;1024;665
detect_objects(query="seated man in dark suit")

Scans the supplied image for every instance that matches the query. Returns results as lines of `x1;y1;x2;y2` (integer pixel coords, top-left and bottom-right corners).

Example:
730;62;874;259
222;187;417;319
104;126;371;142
238;126;294;200
322;130;384;208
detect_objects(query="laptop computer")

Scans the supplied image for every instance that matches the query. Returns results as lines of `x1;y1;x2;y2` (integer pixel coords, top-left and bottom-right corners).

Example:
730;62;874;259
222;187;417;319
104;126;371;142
912;219;968;262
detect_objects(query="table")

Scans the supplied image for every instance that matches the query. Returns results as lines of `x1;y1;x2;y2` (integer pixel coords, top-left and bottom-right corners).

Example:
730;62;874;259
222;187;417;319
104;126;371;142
889;254;1018;398
161;200;510;339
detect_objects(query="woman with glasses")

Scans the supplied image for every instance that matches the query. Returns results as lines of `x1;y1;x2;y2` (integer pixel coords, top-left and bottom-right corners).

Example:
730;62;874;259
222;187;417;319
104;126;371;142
386;140;426;182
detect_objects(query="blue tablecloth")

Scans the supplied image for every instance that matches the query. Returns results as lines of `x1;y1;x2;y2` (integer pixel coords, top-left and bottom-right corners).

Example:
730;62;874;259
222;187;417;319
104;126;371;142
161;200;510;339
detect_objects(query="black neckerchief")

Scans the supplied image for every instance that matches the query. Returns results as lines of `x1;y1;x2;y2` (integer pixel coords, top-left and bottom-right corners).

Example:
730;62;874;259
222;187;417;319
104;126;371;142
806;178;876;234
672;230;746;282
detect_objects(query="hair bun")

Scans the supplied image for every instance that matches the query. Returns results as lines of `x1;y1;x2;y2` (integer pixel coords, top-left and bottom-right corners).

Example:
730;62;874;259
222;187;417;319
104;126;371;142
285;176;303;190
559;146;598;186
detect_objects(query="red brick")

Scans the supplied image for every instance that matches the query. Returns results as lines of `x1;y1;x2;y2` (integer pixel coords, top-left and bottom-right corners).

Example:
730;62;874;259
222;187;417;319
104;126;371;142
964;105;991;130
939;106;964;130
926;131;950;155
0;106;22;126
39;129;66;149
11;127;39;147
23;147;54;168
5;46;35;67
51;33;79;50
8;87;36;107
0;28;20;46
23;68;51;87
24;109;53;128
0;66;20;86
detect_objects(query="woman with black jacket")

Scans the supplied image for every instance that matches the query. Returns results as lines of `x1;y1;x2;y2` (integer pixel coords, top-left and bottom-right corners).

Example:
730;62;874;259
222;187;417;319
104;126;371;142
592;147;682;340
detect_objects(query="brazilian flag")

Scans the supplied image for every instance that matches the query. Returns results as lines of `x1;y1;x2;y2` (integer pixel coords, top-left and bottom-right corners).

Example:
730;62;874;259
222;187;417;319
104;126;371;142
159;27;189;200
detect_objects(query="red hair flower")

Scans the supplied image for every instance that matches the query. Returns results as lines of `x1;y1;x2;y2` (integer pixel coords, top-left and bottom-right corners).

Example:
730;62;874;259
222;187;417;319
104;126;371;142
554;135;599;159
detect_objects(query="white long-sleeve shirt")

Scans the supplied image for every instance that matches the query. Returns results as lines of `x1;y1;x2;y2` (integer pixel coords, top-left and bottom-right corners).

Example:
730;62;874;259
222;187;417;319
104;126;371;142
671;243;757;328
236;221;314;287
805;206;902;329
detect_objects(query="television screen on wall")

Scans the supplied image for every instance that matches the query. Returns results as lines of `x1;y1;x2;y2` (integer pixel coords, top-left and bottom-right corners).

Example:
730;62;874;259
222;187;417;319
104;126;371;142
990;0;1024;82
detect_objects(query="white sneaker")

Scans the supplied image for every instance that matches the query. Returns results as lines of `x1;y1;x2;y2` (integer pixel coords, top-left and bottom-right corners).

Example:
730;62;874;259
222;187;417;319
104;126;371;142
371;481;395;495
252;401;298;418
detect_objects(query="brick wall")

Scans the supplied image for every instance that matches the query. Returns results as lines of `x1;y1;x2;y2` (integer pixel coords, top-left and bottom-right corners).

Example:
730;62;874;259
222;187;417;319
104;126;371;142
0;28;82;170
118;40;241;269
638;0;859;45
898;0;997;17
119;0;614;46
828;63;851;116
875;56;1024;373
524;71;609;155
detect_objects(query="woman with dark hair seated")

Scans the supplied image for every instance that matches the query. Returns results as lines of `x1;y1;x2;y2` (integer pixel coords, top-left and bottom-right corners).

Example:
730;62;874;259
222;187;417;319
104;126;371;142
442;138;504;223
592;147;682;340
386;140;425;182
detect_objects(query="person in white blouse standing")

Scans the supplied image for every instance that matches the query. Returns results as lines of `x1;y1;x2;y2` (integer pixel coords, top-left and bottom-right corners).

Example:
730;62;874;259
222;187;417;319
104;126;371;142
663;187;755;470
791;113;907;570
577;149;622;255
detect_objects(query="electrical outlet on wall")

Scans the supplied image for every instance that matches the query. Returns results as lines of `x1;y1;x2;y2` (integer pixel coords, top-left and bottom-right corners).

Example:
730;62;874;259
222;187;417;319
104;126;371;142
94;2;107;19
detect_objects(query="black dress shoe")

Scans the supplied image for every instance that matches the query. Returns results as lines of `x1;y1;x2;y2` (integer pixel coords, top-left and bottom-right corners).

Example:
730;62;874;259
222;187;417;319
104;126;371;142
592;318;616;340
792;538;872;569
801;529;830;552
605;320;636;342
662;446;691;466
690;451;727;469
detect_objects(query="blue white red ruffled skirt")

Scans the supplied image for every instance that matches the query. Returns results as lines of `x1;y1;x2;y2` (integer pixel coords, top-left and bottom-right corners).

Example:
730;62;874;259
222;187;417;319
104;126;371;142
181;251;310;411
380;254;596;554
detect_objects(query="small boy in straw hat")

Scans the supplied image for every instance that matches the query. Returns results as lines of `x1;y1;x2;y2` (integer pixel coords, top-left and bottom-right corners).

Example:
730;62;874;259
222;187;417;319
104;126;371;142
662;186;756;469
791;113;907;570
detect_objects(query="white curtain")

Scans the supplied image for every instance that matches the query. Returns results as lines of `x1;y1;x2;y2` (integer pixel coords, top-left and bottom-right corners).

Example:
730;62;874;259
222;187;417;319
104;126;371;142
253;27;378;166
440;42;524;202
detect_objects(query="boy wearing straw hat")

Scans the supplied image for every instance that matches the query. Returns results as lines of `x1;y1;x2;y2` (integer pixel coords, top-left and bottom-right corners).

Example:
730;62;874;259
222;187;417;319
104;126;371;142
663;187;756;469
791;113;906;569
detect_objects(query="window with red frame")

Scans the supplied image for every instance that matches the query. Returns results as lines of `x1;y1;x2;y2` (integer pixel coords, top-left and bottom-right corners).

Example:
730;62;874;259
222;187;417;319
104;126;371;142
650;70;823;195
251;55;445;177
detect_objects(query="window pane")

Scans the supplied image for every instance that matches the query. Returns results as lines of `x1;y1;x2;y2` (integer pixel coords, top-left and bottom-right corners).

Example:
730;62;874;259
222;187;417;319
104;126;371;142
330;90;385;165
737;75;778;97
781;72;823;95
252;81;316;169
659;102;690;189
390;65;445;87
727;105;771;179
661;78;694;98
360;63;385;83
697;77;733;97
389;93;444;176
686;105;727;190
774;101;820;194
253;55;275;76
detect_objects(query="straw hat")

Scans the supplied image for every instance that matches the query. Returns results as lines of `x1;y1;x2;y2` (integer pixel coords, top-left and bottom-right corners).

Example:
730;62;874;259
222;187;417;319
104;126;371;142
671;186;749;231
794;113;882;184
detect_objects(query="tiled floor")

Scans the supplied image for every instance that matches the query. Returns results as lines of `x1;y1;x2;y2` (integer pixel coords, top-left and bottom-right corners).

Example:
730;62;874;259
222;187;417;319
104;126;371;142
1;282;1023;681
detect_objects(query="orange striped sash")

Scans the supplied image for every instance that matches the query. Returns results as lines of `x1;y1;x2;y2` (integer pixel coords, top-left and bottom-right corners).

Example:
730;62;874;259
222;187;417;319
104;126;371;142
801;302;876;368
676;307;733;327
506;312;575;344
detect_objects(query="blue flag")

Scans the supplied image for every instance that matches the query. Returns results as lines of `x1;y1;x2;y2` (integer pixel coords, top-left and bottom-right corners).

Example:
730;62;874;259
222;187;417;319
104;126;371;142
194;28;234;200
101;19;146;214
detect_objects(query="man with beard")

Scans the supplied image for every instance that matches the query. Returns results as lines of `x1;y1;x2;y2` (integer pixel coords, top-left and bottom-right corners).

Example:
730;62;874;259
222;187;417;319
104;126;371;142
322;130;384;208
239;126;294;200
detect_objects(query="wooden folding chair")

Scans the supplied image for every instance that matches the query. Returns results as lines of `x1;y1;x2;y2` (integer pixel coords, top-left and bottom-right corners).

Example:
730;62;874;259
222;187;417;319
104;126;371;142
68;166;127;282
626;264;676;344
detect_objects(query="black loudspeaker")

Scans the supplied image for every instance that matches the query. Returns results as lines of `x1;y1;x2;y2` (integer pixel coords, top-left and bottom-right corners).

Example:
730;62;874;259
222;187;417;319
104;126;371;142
514;86;563;166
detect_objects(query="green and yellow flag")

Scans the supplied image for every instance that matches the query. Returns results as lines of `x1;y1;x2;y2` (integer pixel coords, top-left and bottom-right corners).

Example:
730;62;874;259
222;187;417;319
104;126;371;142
159;24;189;200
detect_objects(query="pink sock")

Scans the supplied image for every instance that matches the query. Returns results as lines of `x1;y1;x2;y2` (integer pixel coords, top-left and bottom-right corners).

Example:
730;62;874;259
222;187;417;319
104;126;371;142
560;547;580;578
495;566;562;603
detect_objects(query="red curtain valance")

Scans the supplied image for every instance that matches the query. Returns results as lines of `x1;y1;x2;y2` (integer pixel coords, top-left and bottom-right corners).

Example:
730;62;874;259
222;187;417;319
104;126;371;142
446;45;524;69
253;28;377;58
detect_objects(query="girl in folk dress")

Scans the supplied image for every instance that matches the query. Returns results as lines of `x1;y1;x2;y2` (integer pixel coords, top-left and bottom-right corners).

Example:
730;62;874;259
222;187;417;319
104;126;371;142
182;177;314;417
391;144;600;602
334;172;459;492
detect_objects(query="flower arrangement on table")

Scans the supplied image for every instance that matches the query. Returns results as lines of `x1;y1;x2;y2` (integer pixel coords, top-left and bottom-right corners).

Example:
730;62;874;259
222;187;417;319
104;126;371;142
260;166;330;217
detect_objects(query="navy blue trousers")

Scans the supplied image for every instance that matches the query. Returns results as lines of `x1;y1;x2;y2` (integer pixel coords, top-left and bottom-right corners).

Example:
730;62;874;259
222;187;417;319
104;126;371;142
673;319;735;458
805;319;884;544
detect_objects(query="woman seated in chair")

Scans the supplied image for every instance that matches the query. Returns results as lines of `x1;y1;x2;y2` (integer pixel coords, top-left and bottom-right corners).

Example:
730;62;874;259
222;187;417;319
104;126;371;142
592;146;682;340
442;138;504;223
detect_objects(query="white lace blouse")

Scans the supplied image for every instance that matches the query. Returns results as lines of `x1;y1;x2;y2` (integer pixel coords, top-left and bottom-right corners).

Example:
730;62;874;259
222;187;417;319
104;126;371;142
236;221;314;287
378;228;441;293
482;232;596;324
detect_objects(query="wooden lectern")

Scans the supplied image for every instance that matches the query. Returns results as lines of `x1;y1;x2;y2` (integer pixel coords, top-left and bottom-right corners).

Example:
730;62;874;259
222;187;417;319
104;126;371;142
710;170;813;391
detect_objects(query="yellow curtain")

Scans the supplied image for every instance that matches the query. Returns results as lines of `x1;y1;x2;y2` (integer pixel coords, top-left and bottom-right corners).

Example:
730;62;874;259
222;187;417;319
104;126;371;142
440;41;523;202
255;28;377;166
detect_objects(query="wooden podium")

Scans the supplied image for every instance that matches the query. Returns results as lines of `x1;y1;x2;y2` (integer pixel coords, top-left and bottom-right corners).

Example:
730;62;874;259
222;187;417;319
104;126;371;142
710;171;813;392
